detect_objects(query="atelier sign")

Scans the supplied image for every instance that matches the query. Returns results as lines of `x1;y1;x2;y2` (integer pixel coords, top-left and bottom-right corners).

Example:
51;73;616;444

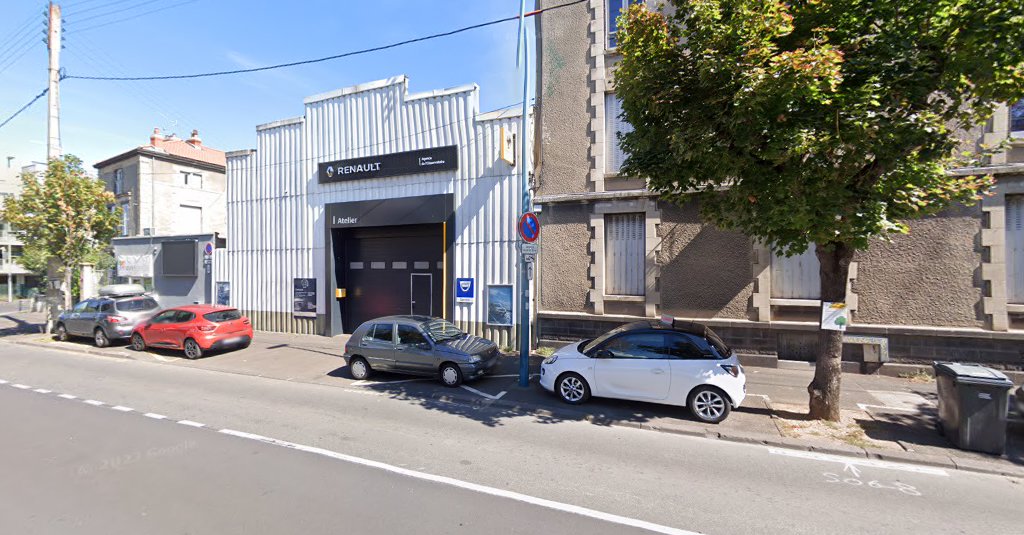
318;145;459;184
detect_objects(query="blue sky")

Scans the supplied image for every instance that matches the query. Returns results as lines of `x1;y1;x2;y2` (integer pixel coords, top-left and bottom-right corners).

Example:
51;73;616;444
0;0;536;168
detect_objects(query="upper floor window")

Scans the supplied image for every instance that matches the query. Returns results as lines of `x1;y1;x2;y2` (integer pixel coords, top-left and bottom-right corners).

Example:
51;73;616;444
113;168;124;195
181;171;203;189
608;0;641;48
120;203;131;237
1011;100;1024;135
605;93;634;175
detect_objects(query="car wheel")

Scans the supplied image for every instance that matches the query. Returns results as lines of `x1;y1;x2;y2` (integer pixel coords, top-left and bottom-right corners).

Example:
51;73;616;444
93;328;109;348
556;373;590;405
55;323;68;342
349;357;371;380
130;333;146;351
439;362;463;387
184;338;203;360
689;386;731;424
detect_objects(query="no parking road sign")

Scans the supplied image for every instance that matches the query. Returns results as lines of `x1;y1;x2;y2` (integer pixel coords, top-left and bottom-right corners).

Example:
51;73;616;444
518;212;540;243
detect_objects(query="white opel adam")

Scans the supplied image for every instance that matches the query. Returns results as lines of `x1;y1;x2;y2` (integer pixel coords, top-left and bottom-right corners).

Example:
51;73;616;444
539;319;746;424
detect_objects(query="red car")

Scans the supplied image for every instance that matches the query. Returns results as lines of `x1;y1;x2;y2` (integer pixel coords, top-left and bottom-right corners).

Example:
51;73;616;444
130;305;253;359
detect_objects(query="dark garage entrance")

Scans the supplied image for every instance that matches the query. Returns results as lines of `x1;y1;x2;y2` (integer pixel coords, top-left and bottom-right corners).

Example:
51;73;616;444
334;224;443;331
325;194;455;335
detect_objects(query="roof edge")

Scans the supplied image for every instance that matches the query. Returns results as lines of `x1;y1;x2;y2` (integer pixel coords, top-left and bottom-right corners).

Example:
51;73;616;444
406;83;479;102
303;75;408;105
256;117;304;131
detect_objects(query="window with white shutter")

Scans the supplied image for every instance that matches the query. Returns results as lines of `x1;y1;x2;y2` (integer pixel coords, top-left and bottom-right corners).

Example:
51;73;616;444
113;169;124;195
771;244;821;299
605;213;645;295
1007;195;1024;303
605;93;633;175
120;203;131;236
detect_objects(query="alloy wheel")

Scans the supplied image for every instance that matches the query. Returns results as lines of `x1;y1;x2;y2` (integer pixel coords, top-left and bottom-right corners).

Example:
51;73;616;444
94;329;108;348
559;376;585;402
693;390;726;421
131;334;146;351
184;340;202;359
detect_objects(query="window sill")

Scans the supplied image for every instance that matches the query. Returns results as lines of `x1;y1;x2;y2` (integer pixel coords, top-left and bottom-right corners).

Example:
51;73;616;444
603;294;645;302
1007;303;1024;314
770;298;821;308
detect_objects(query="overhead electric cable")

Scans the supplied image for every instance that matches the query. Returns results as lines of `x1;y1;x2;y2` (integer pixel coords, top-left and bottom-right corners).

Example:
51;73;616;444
66;0;201;34
64;0;586;81
0;86;49;130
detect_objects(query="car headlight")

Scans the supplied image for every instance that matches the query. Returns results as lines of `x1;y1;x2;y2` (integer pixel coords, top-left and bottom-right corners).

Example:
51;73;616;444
543;355;558;365
470;355;482;363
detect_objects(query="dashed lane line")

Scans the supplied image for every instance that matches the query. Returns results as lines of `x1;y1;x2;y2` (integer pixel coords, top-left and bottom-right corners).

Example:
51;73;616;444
144;413;167;420
111;406;134;412
83;399;105;406
11;384;31;389
177;420;205;428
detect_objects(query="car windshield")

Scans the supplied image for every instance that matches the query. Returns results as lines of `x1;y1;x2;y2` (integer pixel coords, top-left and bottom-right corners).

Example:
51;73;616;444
423;319;465;342
581;323;636;354
115;297;159;313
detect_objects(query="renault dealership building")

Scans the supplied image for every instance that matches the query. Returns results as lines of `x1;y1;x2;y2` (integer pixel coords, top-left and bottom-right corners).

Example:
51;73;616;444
219;76;529;344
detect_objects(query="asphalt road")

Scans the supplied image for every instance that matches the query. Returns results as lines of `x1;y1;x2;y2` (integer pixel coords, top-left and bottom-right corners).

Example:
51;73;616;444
1;341;1021;534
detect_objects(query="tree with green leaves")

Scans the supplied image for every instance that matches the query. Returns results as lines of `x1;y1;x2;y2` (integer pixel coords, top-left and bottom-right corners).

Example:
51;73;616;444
1;156;120;310
615;0;1024;420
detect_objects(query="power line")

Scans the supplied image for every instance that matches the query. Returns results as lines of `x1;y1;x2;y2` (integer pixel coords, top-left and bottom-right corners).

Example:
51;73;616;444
0;40;42;77
63;0;153;18
64;0;584;81
0;3;45;54
0;87;49;131
66;0;201;35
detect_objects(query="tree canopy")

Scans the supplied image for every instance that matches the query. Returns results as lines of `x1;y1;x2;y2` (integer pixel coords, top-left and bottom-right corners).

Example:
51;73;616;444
615;0;1024;255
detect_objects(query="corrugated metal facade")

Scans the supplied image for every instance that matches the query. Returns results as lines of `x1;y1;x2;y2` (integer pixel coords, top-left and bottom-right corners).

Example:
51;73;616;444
225;76;530;345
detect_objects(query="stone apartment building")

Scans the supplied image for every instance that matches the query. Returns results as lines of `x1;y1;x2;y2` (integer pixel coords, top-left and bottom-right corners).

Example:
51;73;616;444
94;128;227;238
532;0;1024;367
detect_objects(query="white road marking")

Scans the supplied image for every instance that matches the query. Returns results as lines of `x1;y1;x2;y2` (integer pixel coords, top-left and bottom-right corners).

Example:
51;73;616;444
111;406;134;412
149;353;172;363
460;385;507;400
218;428;700;535
867;390;933;411
177;420;205;428
746;393;771;400
768;448;949;476
58;394;77;400
33;388;52;394
83;400;105;406
342;388;386;397
144;413;167;420
843;463;862;478
488;374;541;379
0;379;8;384
857;403;920;414
11;383;31;389
350;378;428;387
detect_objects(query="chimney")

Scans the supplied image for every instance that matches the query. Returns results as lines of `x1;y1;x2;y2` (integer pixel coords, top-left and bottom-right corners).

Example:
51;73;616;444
150;127;163;148
186;129;202;147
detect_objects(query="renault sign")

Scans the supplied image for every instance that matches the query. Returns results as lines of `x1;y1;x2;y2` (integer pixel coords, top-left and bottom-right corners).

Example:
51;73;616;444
318;145;458;183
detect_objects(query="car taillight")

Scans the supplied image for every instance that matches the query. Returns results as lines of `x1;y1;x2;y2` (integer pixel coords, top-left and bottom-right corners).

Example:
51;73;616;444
107;315;128;324
197;325;216;332
720;364;741;377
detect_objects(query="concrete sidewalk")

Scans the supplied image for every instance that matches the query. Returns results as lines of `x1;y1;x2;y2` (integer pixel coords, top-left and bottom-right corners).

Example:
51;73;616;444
3;322;1022;478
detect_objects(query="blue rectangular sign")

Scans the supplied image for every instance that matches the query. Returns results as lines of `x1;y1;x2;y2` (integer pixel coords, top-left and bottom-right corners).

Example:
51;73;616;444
455;277;475;303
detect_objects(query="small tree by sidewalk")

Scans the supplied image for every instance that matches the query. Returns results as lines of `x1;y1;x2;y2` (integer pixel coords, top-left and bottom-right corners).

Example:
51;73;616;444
1;156;120;310
615;1;1024;420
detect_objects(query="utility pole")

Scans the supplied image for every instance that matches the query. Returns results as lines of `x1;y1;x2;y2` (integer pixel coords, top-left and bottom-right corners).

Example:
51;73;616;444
46;1;62;160
517;0;532;388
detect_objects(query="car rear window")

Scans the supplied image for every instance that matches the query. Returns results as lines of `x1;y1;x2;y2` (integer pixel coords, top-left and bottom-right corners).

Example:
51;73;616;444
203;309;242;323
705;327;731;357
115;297;159;313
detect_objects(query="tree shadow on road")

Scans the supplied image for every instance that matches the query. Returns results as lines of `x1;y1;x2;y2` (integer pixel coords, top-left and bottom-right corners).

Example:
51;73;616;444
0;313;46;336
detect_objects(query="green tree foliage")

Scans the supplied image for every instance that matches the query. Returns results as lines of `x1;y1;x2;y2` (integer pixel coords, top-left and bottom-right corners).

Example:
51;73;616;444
1;156;120;309
615;0;1024;419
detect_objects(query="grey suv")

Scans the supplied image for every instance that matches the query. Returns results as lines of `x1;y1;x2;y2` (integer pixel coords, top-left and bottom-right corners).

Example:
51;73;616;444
55;287;161;347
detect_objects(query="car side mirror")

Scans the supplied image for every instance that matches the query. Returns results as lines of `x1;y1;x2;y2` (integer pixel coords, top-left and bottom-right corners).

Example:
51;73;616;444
594;349;613;359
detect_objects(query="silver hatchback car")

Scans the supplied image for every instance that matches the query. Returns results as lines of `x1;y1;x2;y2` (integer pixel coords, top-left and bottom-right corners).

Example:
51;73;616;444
343;316;500;387
55;285;161;347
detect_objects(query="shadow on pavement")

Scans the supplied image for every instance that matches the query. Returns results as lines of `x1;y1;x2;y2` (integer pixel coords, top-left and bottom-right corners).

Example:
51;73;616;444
0;313;46;336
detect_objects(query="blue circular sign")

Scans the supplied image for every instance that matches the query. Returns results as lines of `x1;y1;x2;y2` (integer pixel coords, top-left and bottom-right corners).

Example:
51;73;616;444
204;242;214;255
519;212;540;243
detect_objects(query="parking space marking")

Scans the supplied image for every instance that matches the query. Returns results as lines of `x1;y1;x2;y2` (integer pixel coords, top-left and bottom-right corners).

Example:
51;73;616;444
460;385;507;400
350;378;429;387
857;403;920;414
768;448;949;476
867;390;933;411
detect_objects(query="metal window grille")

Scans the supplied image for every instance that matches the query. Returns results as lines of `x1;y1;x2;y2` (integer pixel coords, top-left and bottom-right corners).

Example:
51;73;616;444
604;212;645;296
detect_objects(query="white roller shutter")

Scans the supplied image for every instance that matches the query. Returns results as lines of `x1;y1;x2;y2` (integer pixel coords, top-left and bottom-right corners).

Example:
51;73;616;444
605;213;645;296
1008;196;1024;303
177;205;203;235
771;244;821;299
605;93;633;175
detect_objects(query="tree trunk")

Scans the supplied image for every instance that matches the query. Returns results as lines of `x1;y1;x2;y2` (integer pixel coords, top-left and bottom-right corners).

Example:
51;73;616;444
62;265;73;311
807;242;855;421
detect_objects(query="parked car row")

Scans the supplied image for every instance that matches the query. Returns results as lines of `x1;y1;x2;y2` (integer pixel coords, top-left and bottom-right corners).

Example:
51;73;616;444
55;284;253;360
343;315;746;423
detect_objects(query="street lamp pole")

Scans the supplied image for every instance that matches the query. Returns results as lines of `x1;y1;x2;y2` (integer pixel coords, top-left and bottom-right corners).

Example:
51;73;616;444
517;0;532;388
